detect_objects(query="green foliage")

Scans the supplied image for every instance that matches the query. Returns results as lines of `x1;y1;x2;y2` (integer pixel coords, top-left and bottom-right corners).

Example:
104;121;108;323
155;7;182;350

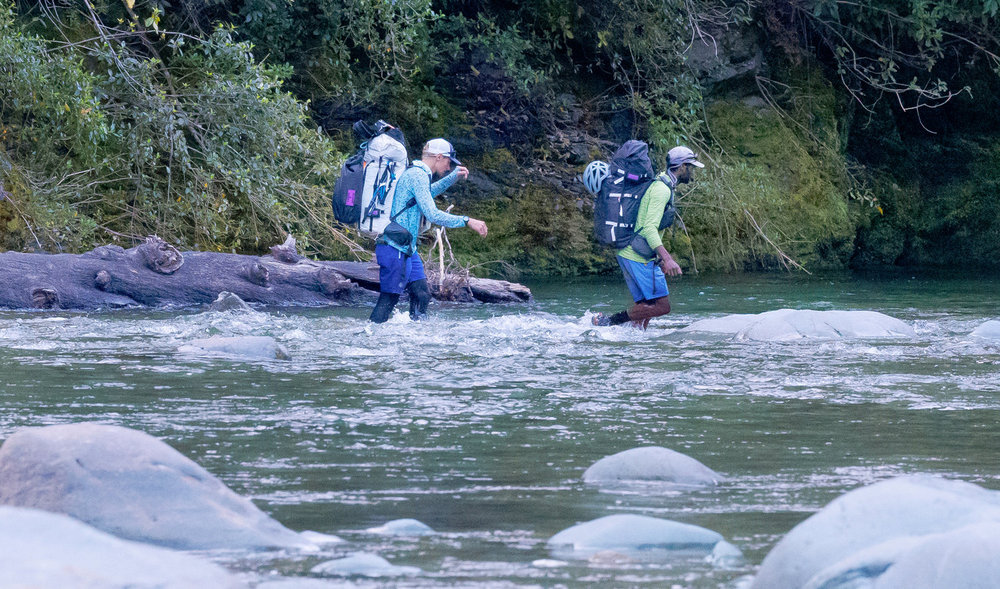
577;0;705;147
434;14;552;95
426;11;557;156
383;82;467;142
237;0;436;92
680;75;856;271
0;3;345;255
764;0;1000;115
4;0;999;276
846;42;1000;269
511;183;612;275
444;183;614;277
854;136;1000;269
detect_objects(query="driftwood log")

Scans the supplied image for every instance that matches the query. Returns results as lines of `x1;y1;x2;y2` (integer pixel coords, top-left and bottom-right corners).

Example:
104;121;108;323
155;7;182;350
0;236;532;310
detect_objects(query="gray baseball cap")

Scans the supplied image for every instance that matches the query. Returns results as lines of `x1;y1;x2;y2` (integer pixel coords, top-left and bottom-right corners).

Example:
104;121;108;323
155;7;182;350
668;146;705;168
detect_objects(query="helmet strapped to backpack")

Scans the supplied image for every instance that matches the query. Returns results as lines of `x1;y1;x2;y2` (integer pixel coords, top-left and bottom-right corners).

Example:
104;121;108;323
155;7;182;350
582;160;610;195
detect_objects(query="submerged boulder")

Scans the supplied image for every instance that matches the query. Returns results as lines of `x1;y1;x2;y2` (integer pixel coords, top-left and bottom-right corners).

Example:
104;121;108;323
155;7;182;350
583;446;722;486
752;476;1000;589
300;530;344;545
365;518;436;536
681;313;759;334
0;423;312;550
0;505;244;588
547;513;741;564
311;552;421;577
209;291;252;312
970;319;1000;340
684;309;914;341
257;580;355;589
179;335;291;360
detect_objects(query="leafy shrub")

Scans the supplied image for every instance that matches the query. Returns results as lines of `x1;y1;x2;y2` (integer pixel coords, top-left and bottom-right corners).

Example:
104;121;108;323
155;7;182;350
678;71;856;271
1;3;350;257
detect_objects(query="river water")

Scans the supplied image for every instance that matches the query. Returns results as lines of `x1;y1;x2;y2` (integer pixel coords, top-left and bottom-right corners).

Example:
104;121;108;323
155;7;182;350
1;272;999;587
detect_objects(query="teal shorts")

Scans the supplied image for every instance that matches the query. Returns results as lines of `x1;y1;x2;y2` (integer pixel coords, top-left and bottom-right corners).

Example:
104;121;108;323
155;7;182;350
617;255;669;302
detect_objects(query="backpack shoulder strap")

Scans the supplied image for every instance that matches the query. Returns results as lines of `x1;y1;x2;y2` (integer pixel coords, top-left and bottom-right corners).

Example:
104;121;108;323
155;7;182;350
390;196;418;222
657;174;676;200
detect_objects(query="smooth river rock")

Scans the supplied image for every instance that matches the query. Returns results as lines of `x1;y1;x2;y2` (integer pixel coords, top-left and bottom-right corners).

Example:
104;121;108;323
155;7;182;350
752;476;1000;589
583;446;722;486
547;513;742;564
365;518;436;536
311;552;422;577
258;581;356;589
970;319;1000;340
0;423;312;550
209;291;253;312
684;309;915;341
179;335;291;360
802;522;1000;589
0;505;244;588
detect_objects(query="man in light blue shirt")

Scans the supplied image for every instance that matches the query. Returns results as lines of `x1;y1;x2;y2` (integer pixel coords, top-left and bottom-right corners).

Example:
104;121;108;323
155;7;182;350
369;138;489;323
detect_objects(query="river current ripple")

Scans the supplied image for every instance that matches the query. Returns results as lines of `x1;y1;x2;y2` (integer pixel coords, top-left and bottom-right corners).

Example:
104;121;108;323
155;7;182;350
1;273;998;587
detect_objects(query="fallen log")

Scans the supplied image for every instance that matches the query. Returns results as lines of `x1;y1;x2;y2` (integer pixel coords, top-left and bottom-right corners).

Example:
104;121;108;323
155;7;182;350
0;236;532;311
324;261;533;304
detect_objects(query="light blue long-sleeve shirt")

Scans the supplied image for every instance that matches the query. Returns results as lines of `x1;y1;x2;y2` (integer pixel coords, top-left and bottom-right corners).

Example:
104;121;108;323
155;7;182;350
383;160;468;254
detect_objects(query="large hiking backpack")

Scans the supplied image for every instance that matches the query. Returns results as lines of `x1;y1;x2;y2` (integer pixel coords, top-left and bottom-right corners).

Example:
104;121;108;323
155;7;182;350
331;149;367;225
331;121;413;237
592;140;677;253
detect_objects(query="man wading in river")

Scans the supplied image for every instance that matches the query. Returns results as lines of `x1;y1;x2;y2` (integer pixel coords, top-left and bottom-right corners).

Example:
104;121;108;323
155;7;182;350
591;145;703;329
369;138;489;323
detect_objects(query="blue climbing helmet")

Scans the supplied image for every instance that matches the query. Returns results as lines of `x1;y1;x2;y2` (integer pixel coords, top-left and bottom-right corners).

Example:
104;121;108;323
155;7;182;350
582;160;610;195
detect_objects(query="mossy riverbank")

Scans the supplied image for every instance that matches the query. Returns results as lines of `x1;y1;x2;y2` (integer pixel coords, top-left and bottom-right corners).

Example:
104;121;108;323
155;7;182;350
3;2;999;278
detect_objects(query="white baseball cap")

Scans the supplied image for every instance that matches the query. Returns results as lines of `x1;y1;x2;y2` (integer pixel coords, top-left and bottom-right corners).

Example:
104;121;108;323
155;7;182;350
425;138;462;165
668;146;705;168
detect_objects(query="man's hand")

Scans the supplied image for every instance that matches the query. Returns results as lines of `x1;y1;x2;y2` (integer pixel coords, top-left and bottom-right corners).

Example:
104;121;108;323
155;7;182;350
467;218;488;237
660;256;682;277
455;166;469;180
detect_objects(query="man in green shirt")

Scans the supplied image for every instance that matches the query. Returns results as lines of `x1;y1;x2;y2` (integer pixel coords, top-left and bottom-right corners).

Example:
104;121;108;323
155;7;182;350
593;146;703;328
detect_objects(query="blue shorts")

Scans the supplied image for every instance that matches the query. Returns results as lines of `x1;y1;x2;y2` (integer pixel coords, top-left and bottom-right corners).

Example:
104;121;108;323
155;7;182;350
617;255;669;303
376;244;427;294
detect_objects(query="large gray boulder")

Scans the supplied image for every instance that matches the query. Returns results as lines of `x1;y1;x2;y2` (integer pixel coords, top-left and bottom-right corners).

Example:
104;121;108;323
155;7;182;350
547;514;741;564
970;319;1000;340
802;522;1000;589
0;423;312;550
0;505;244;588
684;22;763;89
684;309;914;341
752;476;1000;589
583;446;722;486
